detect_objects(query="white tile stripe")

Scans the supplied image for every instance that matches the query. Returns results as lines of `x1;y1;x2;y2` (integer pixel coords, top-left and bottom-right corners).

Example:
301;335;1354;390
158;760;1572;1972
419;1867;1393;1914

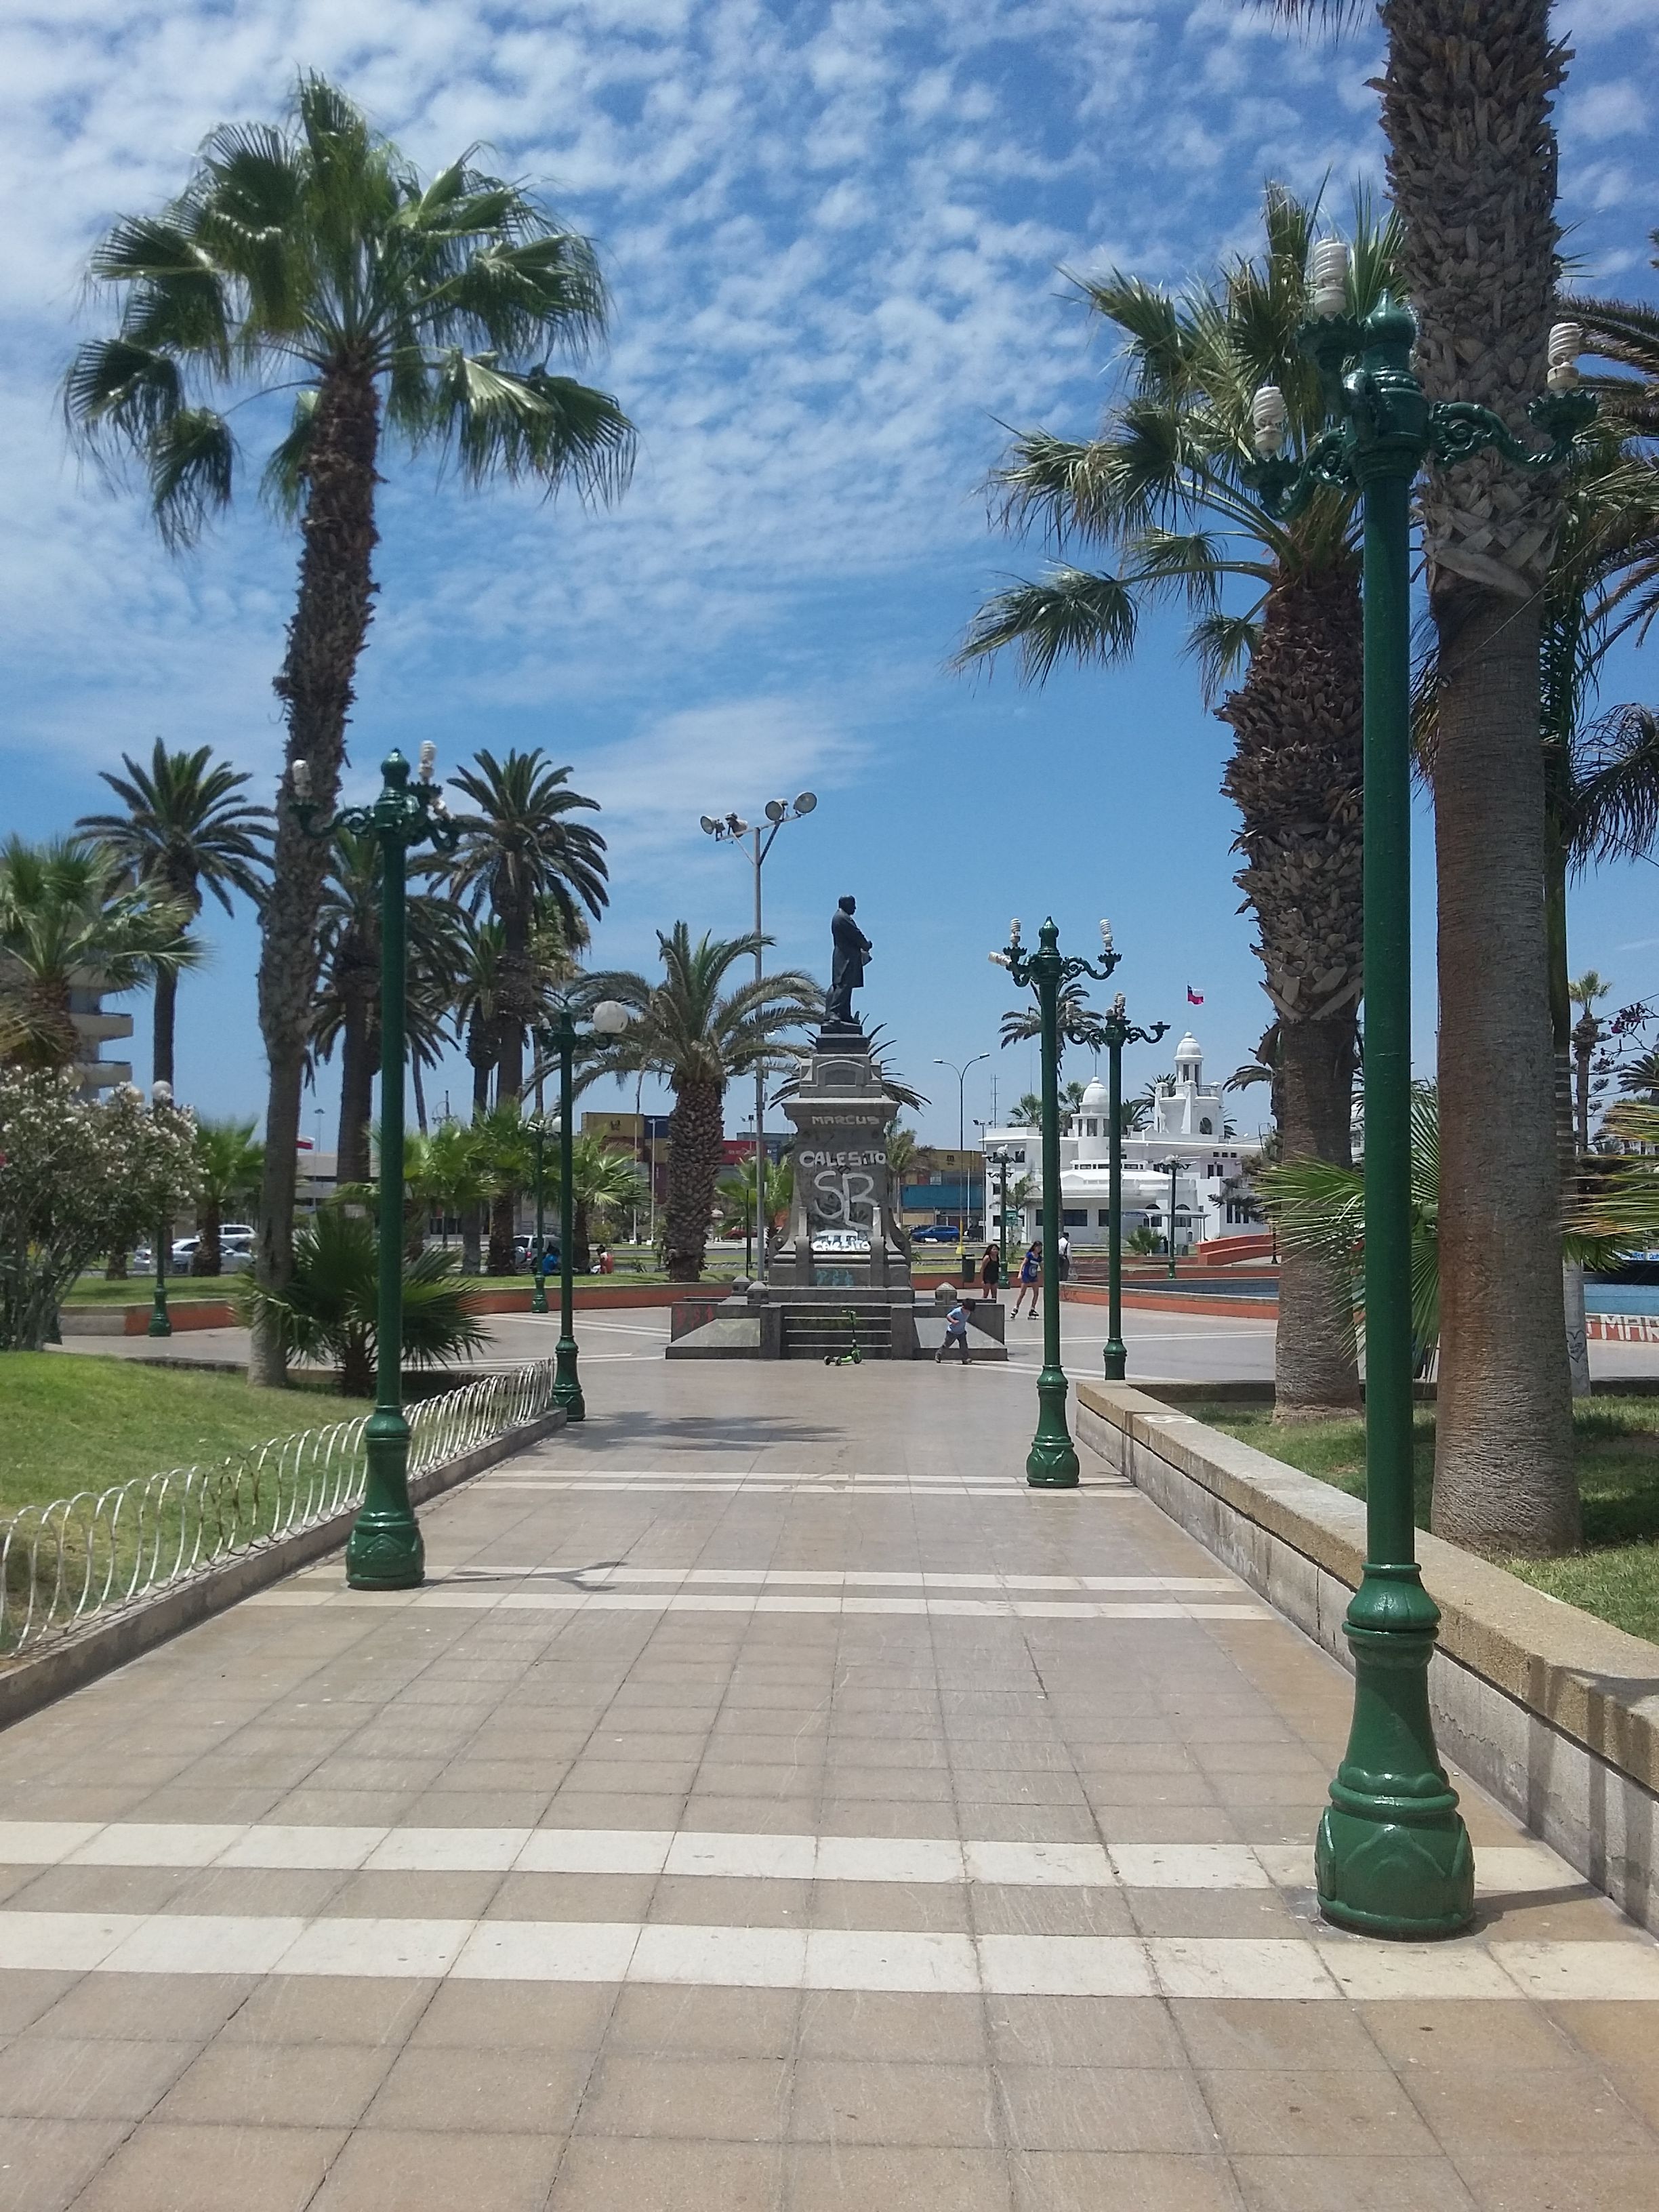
487;1474;1131;1494
245;1589;1265;1619
382;1569;1240;1593
0;1909;1649;2000
0;1822;1582;1900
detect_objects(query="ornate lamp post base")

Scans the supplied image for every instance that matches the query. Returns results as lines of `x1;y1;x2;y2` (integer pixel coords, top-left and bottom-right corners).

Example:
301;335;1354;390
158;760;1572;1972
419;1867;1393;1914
345;1409;425;1590
1027;1367;1080;1486
552;1335;586;1423
1102;1339;1127;1383
1315;1564;1473;1936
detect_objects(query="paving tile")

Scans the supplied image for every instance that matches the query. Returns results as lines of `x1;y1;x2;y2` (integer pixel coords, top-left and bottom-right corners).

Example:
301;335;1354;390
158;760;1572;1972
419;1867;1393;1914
1010;2150;1244;2211
786;2142;1010;2209
0;2117;129;2212
0;2035;196;2121
157;2039;396;2127
788;2058;998;2146
1450;2154;1659;2210
33;1972;255;2045
1231;2154;1476;2211
996;2064;1214;2154
607;1984;799;2057
362;2045;590;2132
1402;2064;1656;2158
987;1996;1184;2070
73;2121;347;2212
578;2054;790;2139
310;2127;561;2210
216;1975;436;2047
797;1989;987;2064
1201;2067;1440;2157
410;1980;617;2050
548;2135;782;2210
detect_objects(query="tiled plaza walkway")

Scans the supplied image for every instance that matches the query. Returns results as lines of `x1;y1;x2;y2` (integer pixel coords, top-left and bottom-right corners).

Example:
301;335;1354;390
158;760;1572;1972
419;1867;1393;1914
1;1361;1657;2210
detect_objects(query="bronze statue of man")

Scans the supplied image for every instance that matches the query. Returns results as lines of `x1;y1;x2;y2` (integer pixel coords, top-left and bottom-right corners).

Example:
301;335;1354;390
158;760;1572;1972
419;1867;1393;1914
827;895;872;1025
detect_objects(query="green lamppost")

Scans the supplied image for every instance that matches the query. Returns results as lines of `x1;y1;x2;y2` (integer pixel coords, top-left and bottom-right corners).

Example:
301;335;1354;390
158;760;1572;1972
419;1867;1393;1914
148;1081;176;1338
1248;247;1594;1938
290;743;459;1591
1155;1157;1181;1281
995;917;1120;1486
533;996;634;1422
530;1116;550;1317
1100;996;1168;1382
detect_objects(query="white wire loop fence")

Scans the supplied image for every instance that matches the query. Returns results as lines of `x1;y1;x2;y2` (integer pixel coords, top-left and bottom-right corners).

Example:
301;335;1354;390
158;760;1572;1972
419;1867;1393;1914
0;1360;556;1657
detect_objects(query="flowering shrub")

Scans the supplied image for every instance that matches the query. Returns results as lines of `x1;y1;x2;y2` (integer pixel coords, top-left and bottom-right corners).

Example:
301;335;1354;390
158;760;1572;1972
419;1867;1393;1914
0;1071;201;1349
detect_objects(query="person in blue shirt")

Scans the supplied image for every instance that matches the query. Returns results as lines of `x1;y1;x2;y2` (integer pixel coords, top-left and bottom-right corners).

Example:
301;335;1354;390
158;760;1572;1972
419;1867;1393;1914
935;1295;972;1365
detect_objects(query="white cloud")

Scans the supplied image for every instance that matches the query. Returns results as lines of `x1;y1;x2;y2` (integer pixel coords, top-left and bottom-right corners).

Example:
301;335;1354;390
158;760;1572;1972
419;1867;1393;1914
1567;81;1649;144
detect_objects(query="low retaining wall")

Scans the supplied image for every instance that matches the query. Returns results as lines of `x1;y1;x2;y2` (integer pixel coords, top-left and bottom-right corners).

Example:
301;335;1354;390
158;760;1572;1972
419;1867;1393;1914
1075;1380;1659;1934
0;1408;565;1733
1063;1284;1278;1319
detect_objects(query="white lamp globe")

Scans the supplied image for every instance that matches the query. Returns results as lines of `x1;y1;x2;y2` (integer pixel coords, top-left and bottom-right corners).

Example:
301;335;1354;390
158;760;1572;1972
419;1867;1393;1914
592;1000;633;1037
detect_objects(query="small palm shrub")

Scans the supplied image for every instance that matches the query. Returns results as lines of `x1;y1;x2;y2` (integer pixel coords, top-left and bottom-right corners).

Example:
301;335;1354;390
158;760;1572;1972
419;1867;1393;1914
243;1210;487;1396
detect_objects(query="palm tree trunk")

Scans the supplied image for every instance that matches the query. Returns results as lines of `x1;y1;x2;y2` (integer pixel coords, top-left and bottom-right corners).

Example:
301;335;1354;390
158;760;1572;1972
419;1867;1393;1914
1547;853;1591;1397
462;1052;490;1275
1275;1017;1364;1417
151;967;178;1091
412;1057;428;1136
1574;1027;1595;1153
196;1193;223;1277
487;1193;516;1275
495;905;530;1107
665;1079;722;1280
1434;598;1579;1547
1218;565;1364;1418
1375;0;1578;1553
336;993;375;1191
251;366;382;1389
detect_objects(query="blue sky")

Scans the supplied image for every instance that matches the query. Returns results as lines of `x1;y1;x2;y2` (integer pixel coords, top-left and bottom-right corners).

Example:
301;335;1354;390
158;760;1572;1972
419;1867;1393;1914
3;0;1658;1147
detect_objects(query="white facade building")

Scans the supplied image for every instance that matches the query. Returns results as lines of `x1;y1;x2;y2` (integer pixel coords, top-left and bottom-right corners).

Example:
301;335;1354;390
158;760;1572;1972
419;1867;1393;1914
981;1032;1263;1254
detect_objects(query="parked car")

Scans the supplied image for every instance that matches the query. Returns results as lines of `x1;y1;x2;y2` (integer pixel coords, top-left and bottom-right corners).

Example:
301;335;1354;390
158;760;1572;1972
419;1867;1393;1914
165;1228;255;1276
909;1225;963;1244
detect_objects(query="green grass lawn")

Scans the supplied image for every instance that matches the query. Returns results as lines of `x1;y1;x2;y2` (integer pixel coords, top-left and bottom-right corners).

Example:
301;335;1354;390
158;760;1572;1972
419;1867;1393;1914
62;1275;234;1307
1189;1399;1659;1645
2;1353;372;1512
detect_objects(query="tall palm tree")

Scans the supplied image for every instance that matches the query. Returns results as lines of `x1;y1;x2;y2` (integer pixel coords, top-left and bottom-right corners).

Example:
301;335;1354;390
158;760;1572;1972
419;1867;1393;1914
442;750;608;1103
191;1117;264;1275
586;926;819;1279
1569;973;1612;1156
962;186;1399;1416
75;741;271;1087
0;838;199;1073
1267;1;1581;1565
66;75;634;1385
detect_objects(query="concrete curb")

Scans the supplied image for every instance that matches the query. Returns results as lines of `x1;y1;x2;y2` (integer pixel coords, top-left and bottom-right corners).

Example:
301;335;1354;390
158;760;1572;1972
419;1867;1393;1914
1076;1379;1659;1935
0;1408;565;1734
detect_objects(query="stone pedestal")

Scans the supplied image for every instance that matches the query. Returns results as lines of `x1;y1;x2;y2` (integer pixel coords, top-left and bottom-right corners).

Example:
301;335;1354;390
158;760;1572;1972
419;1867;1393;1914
771;1021;910;1292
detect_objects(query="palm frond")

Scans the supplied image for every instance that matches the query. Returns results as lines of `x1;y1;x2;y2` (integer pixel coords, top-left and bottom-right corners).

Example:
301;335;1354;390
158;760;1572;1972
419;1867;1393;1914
956;569;1138;682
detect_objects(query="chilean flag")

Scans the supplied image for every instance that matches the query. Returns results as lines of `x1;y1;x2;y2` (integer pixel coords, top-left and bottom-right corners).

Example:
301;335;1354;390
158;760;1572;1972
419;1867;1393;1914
1186;985;1204;1005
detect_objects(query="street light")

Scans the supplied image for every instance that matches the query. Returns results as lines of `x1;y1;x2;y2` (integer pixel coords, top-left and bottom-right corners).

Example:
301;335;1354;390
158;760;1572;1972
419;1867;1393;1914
1101;992;1168;1382
533;996;634;1421
1247;246;1594;1938
289;743;459;1591
993;918;1120;1486
148;1081;176;1338
701;795;817;1283
530;1115;550;1315
934;1053;989;1255
1153;1157;1182;1281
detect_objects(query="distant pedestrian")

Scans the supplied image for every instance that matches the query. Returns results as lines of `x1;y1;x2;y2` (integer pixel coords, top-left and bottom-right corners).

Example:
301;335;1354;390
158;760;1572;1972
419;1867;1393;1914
598;1245;615;1275
979;1244;1001;1300
935;1296;972;1364
1057;1230;1071;1282
1012;1242;1042;1319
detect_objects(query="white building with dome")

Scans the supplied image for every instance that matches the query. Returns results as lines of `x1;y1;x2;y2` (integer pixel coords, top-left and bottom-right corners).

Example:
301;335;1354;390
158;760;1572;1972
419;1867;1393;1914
980;1031;1264;1254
